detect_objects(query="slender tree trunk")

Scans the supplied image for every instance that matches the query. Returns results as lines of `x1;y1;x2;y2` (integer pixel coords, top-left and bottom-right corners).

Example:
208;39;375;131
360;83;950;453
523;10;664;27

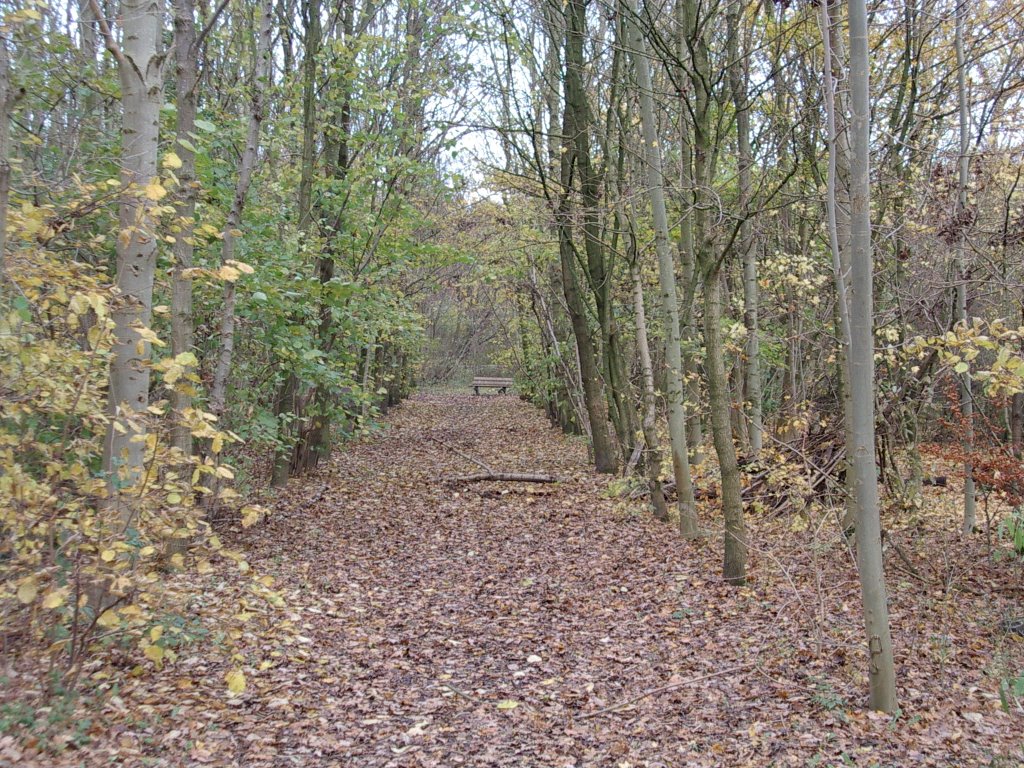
209;0;273;419
848;0;898;713
557;0;615;474
169;0;198;455
304;0;357;469
271;373;297;487
954;0;976;534
272;0;320;483
558;229;616;473
674;2;702;465
97;0;164;504
361;337;376;423
704;273;747;583
821;0;857;533
630;260;669;522
625;0;698;534
728;0;761;457
680;0;745;575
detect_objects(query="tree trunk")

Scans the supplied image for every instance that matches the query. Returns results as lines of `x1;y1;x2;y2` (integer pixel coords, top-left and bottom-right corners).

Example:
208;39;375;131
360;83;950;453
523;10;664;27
728;0;761;457
209;0;273;419
557;0;616;474
271;373;297;488
271;0;320;484
630;260;669;522
704;272;746;583
848;0;898;713
820;0;857;534
954;0;976;534
625;0;698;534
99;0;164;505
169;0;198;455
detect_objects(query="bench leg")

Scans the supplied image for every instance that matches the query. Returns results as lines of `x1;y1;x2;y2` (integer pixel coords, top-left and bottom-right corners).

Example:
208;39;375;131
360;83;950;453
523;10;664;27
474;386;479;396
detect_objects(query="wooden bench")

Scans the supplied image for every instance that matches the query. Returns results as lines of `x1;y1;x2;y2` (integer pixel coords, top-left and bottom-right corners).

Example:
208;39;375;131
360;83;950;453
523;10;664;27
472;376;513;395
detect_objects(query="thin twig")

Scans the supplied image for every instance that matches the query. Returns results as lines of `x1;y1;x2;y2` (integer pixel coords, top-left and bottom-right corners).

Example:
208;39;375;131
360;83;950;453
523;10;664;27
427;434;494;474
577;664;754;719
440;683;475;702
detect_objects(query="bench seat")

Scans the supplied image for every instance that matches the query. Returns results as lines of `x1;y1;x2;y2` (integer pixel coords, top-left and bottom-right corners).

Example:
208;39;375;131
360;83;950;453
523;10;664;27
472;377;514;395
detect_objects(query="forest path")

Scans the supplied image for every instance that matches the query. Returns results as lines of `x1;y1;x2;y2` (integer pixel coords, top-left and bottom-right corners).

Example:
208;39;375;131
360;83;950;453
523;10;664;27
236;392;767;766
200;393;1014;766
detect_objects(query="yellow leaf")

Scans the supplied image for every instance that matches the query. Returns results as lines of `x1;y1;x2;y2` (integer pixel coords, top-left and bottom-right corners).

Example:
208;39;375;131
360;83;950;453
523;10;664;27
150;625;164;643
216;265;241;282
211;434;224;454
496;700;519;710
144;644;165;663
43;590;66;609
17;578;38;604
97;610;120;628
162;152;183;170
144;181;168;201
167;492;183;504
101;549;117;562
226;668;246;694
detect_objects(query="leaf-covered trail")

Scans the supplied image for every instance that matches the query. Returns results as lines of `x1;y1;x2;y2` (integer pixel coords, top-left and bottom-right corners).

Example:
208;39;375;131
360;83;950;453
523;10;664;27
49;393;1021;767
219;393;1017;767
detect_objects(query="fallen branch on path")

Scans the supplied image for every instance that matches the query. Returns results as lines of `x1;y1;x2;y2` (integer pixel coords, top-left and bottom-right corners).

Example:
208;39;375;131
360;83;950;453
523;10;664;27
577;664;754;719
427;435;494;473
448;472;562;484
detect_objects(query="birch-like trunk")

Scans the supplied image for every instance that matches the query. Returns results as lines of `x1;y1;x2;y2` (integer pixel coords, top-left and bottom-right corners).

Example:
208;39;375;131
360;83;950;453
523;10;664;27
954;0;976;533
727;0;761;457
100;0;164;502
630;259;669;522
208;0;274;419
169;0;198;455
847;0;898;713
704;273;747;582
820;0;857;534
625;0;698;534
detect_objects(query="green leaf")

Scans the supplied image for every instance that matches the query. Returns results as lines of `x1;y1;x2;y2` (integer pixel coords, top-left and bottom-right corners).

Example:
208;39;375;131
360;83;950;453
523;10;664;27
195;119;217;133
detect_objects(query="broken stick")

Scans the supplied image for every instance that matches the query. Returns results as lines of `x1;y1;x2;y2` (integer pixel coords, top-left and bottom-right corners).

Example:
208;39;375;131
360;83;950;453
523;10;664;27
448;472;561;484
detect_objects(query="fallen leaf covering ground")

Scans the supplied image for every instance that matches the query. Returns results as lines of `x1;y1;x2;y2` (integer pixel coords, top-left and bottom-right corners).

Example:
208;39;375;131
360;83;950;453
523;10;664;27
5;393;1024;766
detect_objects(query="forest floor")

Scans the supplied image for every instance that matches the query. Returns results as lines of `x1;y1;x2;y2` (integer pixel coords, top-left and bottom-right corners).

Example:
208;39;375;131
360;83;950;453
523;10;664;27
6;393;1024;767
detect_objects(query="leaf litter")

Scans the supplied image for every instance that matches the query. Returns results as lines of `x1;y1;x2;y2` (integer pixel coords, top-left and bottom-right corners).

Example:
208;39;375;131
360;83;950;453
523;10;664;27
4;393;1024;766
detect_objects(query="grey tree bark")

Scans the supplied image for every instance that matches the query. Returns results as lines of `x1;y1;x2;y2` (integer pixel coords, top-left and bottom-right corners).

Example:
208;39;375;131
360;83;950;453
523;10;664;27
94;0;165;503
954;0;976;534
169;0;198;455
727;0;761;457
209;0;274;420
847;0;898;713
630;258;669;522
624;0;699;535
